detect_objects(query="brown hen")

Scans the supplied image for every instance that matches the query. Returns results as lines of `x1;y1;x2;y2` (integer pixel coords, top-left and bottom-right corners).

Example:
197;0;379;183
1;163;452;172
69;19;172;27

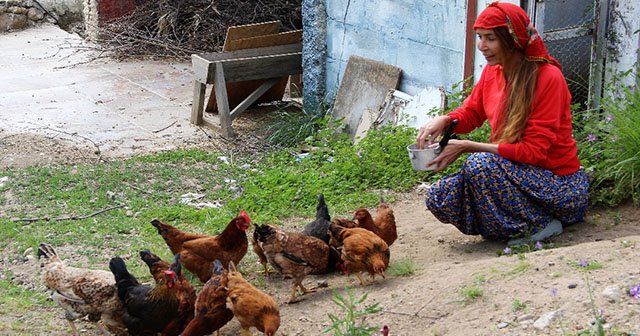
328;222;390;285
253;224;329;303
151;211;251;282
181;260;233;336
226;261;280;336
353;197;397;246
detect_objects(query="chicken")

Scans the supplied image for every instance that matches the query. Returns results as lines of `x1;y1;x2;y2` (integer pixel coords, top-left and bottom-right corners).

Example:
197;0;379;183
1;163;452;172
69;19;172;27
328;222;390;285
301;194;344;274
381;325;390;335
37;243;126;336
139;250;196;335
181;260;234;336
302;193;332;243
226;261;280;336
353;197;397;246
252;225;273;275
109;253;190;336
253;224;329;303
151;211;251;282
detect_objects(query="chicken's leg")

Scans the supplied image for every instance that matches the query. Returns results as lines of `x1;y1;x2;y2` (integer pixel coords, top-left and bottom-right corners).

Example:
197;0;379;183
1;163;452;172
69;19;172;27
240;327;253;336
67;319;79;336
259;261;273;275
298;282;317;294
288;284;299;304
355;272;368;286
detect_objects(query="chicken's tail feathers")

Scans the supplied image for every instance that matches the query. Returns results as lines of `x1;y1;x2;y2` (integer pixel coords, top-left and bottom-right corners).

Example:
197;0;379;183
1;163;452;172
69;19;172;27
378;196;390;209
170;253;182;276
37;243;59;260
316;193;330;221
109;257;139;284
150;218;172;234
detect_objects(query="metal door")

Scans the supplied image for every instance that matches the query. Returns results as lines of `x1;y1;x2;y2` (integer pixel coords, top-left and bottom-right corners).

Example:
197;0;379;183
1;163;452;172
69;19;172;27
526;0;607;108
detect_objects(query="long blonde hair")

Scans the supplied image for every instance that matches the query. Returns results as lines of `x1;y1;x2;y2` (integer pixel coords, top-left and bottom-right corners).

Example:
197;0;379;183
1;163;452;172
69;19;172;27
492;27;539;144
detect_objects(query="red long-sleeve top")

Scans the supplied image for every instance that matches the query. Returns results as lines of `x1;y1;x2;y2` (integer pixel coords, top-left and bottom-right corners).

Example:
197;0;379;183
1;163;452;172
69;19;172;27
448;63;581;175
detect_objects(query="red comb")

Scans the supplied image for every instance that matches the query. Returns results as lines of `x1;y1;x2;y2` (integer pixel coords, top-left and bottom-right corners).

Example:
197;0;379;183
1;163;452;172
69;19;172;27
239;210;251;222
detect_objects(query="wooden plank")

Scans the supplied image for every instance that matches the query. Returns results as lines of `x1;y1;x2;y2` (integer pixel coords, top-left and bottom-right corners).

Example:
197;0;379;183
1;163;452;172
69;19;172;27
190;80;206;125
223;21;281;50
229;77;281;120
193;44;302;84
197;43;302;64
206;28;302;113
216;52;302;82
223;30;303;52
332;55;402;142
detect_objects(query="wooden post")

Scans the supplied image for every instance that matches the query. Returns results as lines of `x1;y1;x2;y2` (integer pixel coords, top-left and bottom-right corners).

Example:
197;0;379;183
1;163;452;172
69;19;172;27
214;62;233;137
191;80;206;125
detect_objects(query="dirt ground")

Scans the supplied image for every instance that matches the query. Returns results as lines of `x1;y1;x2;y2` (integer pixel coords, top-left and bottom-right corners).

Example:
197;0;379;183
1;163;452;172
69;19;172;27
1;129;639;336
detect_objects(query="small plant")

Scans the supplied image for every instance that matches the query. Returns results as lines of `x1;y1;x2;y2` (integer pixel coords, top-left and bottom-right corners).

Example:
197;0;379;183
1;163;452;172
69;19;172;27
387;257;417;277
584;275;606;336
570;258;604;271
459;283;483;304
628;283;640;300
511;298;526;312
323;288;382;336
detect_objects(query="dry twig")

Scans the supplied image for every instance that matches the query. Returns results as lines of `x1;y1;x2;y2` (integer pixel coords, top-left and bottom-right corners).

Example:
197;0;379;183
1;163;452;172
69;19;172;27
12;204;126;223
95;0;302;60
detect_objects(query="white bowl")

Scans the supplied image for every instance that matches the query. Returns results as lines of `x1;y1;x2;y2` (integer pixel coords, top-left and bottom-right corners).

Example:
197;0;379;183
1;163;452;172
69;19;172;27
407;144;438;171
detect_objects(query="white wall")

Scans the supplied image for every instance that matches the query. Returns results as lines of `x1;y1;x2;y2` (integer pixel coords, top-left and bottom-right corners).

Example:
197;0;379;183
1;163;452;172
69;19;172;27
606;0;640;87
324;0;467;100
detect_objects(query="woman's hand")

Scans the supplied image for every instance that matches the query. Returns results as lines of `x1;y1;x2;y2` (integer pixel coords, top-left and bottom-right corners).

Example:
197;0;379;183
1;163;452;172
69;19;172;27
428;139;467;172
416;115;451;149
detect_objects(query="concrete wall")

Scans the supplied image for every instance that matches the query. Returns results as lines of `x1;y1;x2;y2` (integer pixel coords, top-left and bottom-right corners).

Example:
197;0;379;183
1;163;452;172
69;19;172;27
322;0;468;102
605;0;640;87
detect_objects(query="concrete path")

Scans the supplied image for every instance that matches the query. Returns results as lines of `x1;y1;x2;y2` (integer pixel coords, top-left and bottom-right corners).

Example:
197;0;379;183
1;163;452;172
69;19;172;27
0;24;209;159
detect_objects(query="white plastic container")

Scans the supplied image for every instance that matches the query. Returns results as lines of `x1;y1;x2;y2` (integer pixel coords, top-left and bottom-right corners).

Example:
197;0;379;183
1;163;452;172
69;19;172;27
407;144;438;171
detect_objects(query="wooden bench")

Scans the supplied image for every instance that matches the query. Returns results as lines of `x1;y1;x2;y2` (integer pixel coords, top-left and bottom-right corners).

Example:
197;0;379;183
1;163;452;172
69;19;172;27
190;42;302;137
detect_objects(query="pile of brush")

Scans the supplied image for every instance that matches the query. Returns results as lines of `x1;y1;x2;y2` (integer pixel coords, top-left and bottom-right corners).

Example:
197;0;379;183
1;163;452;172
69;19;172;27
96;0;302;60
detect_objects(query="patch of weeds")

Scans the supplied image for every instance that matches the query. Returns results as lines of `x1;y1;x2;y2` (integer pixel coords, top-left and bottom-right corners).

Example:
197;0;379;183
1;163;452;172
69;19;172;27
550;271;563;278
511;298;526;312
569;258;604;271
460;284;483;303
503;259;530;278
459;283;483;304
609;211;622;226
387;258;417;277
323;287;381;336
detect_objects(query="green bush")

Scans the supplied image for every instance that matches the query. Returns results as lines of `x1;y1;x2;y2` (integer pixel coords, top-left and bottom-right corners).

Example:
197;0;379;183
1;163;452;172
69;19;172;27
574;69;640;206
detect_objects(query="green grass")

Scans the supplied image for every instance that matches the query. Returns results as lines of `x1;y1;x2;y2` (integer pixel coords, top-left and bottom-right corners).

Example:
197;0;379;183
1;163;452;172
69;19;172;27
569;259;604;271
387;257;417;277
511;298;526;312
0;274;53;314
459;283;483;304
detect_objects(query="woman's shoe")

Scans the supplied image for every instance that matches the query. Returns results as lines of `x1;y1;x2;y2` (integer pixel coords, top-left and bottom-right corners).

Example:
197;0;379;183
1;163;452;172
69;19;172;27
508;219;563;246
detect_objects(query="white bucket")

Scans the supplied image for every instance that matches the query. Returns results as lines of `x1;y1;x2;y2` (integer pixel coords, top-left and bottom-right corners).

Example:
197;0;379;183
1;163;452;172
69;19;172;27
407;144;438;171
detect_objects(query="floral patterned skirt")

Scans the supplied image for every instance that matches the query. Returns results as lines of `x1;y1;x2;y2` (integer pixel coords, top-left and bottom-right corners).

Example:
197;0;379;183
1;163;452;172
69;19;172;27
425;152;589;240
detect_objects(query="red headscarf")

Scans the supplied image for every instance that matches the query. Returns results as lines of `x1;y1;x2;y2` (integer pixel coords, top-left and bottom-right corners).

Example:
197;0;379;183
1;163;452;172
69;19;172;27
473;2;561;68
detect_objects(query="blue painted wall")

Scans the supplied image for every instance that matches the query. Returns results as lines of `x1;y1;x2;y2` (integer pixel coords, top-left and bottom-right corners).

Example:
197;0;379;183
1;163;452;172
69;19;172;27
318;0;468;104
